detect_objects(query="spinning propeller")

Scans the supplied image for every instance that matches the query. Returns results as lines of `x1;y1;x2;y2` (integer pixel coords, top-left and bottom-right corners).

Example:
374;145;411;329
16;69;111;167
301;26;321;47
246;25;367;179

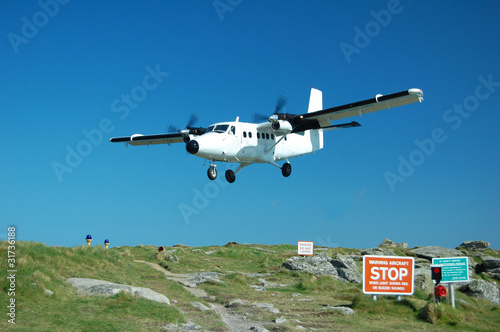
252;95;288;123
166;112;206;143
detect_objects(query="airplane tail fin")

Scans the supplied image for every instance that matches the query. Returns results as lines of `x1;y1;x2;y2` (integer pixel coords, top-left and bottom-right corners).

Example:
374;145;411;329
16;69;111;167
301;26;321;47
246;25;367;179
306;88;324;151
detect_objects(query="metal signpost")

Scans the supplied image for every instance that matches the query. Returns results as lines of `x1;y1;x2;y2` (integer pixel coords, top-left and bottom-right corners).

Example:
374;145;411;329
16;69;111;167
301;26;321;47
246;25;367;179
432;257;469;308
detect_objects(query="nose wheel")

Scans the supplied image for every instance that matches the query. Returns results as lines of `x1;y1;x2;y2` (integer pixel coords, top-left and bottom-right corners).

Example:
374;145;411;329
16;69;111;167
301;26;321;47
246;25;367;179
207;165;217;180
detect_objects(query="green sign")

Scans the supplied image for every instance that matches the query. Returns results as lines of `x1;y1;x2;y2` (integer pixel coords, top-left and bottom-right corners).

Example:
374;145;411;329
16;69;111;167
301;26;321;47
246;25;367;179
432;257;469;283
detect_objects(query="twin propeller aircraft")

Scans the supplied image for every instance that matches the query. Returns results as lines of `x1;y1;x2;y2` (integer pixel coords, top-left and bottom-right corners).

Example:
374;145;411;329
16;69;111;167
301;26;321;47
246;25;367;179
110;87;423;183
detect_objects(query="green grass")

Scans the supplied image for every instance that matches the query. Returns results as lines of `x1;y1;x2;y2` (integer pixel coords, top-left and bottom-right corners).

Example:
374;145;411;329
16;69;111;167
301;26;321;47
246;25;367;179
2;241;499;331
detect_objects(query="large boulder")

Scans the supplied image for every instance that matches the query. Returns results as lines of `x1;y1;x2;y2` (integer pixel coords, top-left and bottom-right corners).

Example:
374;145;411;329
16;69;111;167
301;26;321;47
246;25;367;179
459;279;500;305
281;254;361;283
482;256;500;270
66;278;170;304
458;241;490;250
410;246;464;260
330;254;362;283
477;256;500;280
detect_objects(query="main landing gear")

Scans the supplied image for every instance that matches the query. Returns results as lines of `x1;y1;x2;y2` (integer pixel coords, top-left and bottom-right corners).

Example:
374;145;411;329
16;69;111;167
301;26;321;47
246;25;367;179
206;162;292;183
281;162;292;177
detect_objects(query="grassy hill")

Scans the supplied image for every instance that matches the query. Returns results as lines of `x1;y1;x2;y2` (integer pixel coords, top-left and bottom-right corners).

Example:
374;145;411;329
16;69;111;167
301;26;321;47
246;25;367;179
1;241;499;331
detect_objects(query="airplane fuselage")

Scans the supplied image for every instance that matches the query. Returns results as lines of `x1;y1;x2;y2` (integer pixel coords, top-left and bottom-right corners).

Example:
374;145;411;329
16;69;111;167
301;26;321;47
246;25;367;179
186;118;322;165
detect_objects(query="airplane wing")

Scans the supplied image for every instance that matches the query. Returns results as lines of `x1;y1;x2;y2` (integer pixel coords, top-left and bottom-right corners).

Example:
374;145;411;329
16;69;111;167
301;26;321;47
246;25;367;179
292;88;423;132
109;133;185;146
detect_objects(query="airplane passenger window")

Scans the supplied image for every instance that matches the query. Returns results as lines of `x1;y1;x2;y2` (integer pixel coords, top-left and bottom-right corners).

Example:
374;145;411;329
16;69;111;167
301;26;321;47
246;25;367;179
230;126;235;135
249;132;252;138
271;134;275;139
257;133;260;139
243;131;247;138
266;133;270;139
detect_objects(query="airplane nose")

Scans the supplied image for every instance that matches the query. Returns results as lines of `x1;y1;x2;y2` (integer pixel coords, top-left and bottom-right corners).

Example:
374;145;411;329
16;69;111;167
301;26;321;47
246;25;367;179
186;140;199;154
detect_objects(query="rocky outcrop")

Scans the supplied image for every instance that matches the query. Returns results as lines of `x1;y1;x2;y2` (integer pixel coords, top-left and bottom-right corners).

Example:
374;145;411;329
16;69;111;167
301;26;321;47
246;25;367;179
379;238;408;248
330;254;362;283
66;278;170;304
361;248;396;256
476;256;500;280
410;246;464;260
458;241;490;250
459;279;500;305
281;254;361;283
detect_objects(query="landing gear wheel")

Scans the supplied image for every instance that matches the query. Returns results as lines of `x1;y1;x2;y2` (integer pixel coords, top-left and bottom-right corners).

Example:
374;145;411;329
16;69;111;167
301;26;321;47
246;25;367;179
225;169;236;183
207;166;217;180
281;162;292;177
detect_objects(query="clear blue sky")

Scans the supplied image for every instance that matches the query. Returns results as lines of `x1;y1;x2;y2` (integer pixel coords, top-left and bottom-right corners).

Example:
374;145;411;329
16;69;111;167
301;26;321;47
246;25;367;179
1;1;499;249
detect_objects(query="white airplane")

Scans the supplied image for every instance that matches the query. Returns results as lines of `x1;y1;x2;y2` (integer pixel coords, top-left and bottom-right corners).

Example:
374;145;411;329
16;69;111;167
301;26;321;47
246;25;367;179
110;87;423;183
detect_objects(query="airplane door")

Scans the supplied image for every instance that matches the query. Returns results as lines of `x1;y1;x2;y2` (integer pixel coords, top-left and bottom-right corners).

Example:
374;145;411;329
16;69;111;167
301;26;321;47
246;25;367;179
225;125;239;156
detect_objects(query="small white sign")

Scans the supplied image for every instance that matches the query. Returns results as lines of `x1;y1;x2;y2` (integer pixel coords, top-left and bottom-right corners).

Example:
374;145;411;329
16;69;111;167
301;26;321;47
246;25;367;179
297;241;314;256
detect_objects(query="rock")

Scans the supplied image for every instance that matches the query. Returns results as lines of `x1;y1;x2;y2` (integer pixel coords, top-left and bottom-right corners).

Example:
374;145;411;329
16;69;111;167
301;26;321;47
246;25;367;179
459;279;500;305
173;244;189;248
224;241;239;246
44;288;54;296
155;251;179;263
226;299;245;307
281;254;361;283
252;302;280;314
187;272;224;286
458;241;490;250
413;267;434;293
379;238;395;247
410;246;464;260
361;248;396;256
282;255;338;277
66;278;170;304
482;256;500;270
318;306;355;316
378;238;408;248
250;327;269;332
330;254;362;283
486;268;500;280
191;301;211;311
274;317;287;324
162;321;202;331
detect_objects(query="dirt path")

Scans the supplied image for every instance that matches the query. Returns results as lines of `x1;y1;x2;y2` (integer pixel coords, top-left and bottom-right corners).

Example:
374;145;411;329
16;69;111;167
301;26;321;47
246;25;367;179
134;260;268;331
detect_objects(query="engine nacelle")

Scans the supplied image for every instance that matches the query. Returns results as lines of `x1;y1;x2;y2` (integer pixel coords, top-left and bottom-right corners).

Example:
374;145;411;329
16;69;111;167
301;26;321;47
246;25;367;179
271;120;292;133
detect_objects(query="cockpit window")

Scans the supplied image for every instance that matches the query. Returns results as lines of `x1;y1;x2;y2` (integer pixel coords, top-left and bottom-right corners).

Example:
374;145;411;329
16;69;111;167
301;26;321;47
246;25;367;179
207;124;229;133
